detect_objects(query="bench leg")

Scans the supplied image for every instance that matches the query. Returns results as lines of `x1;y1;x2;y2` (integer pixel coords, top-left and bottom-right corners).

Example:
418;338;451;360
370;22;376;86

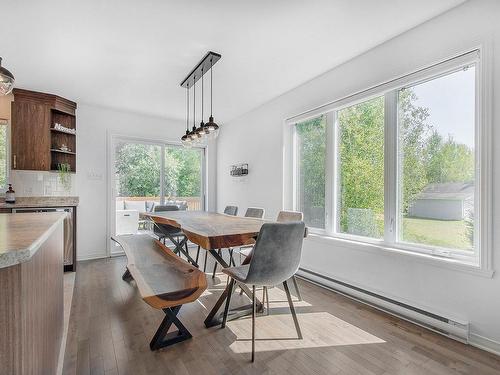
122;268;133;281
150;305;192;351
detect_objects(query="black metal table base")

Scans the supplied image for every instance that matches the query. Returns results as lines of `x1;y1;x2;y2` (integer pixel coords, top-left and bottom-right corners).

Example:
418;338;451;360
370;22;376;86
164;235;199;268
204;249;262;328
150;305;192;351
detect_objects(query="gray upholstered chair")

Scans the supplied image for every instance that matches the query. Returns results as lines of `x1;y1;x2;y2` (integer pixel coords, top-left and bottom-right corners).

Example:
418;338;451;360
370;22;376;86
221;221;306;362
277;210;303;223
152;205;179;241
152;205;197;266
239;210;304;301
224;205;238;216
244;207;265;218
202;205;239;274
237;207;265;263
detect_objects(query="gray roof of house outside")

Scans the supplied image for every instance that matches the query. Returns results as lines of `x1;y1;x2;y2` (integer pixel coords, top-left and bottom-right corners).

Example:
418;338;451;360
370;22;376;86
415;182;474;200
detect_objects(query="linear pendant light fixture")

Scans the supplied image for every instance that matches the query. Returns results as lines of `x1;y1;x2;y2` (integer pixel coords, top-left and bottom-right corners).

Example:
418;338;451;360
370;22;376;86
180;51;221;147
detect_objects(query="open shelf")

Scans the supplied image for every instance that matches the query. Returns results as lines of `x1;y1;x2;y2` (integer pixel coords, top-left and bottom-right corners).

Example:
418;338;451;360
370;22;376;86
51;149;76;155
50;107;76;172
50;128;76;136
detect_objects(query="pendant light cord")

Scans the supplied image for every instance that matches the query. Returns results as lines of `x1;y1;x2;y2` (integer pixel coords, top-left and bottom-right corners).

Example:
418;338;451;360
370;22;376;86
193;75;196;128
201;69;204;121
186;85;189;132
210;58;213;116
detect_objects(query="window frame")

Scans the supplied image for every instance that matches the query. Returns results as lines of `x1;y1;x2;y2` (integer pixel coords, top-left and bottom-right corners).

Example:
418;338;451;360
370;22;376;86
292;113;329;233
287;48;492;274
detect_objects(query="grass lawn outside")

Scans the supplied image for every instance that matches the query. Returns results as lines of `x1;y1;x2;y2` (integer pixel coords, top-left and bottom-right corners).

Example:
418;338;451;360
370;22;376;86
402;216;472;251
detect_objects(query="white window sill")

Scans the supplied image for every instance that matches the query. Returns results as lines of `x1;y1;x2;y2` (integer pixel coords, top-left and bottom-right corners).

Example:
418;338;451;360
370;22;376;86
305;232;494;278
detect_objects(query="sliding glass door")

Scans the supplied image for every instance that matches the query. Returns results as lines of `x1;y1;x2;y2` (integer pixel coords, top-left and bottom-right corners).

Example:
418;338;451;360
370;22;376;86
111;137;205;250
164;145;204;211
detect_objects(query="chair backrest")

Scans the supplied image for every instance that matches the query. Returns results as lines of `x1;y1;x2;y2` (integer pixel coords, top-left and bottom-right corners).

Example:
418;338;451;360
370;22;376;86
245;222;305;286
224;205;238;216
276;210;303;222
153;205;180;236
154;205;179;212
244;207;265;219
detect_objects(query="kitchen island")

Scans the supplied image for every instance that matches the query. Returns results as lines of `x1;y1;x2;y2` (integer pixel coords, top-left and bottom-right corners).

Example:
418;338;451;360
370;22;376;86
0;196;79;271
0;212;66;375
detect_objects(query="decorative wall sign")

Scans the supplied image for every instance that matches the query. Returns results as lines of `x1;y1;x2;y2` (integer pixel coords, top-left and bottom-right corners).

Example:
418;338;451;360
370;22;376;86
230;163;248;177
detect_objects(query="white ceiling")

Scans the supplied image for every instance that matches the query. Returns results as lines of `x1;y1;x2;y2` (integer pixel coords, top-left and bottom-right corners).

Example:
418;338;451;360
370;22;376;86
1;0;465;124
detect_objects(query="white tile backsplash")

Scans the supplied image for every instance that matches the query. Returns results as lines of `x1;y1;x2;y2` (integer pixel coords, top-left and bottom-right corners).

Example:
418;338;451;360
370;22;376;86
10;170;77;196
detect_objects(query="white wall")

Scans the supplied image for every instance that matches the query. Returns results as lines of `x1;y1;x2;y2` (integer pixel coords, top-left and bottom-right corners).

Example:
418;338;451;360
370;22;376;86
217;0;500;352
77;104;217;261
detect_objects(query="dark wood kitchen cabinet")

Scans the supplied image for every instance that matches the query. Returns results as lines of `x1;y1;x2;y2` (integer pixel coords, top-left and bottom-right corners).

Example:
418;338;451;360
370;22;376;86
11;89;77;172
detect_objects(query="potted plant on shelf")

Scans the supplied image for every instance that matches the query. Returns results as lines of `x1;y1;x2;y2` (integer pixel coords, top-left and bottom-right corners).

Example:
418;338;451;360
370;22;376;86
57;163;72;192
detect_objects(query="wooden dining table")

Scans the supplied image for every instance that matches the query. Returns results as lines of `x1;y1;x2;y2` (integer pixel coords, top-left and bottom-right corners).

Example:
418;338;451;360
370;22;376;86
141;210;267;327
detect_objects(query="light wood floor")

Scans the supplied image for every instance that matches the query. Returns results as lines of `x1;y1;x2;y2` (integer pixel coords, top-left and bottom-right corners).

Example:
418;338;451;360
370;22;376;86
63;254;500;375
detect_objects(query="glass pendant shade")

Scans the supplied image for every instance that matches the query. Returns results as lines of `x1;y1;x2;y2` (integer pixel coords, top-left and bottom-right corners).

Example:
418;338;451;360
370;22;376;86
195;122;208;145
205;116;220;140
0;58;15;96
181;131;192;148
189;125;201;144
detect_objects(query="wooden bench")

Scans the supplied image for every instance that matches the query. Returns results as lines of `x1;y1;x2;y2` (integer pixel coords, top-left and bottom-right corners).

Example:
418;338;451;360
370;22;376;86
111;234;207;350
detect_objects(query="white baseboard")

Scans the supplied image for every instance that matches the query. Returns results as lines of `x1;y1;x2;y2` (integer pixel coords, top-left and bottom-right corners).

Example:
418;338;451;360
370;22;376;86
469;333;500;356
297;268;500;356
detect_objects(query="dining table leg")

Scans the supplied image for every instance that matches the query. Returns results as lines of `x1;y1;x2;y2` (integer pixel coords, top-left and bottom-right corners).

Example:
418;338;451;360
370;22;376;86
165;235;199;268
204;248;262;328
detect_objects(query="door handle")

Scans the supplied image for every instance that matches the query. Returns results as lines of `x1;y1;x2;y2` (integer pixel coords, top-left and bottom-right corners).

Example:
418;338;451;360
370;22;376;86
13;154;16;169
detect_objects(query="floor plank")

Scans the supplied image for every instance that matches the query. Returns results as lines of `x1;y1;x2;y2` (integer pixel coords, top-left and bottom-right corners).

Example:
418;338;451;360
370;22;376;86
63;252;500;375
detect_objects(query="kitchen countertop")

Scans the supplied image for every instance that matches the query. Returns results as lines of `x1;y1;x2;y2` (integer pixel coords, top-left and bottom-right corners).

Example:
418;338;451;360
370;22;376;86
0;196;79;208
0;212;67;268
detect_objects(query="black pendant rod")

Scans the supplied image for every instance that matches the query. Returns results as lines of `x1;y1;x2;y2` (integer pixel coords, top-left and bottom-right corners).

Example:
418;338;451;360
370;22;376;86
201;69;204;122
180;51;221;89
186;85;189;132
193;76;196;128
210;58;213;116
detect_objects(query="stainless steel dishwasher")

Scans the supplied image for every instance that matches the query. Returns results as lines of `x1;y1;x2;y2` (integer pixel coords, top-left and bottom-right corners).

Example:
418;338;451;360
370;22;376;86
12;207;74;269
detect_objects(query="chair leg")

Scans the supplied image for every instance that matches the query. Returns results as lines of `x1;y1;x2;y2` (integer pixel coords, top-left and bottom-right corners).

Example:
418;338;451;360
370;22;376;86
265;286;270;315
221;278;235;328
252;285;256;362
229;248;235;266
184;240;189;260
291;276;302;301
203;251;208;273
283;280;302;339
212;249;221;279
195;246;200;267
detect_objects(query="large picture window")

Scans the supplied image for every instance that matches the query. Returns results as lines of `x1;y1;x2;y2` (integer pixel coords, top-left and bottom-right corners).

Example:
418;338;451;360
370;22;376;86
290;50;487;267
398;67;475;252
295;115;326;229
337;96;384;239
